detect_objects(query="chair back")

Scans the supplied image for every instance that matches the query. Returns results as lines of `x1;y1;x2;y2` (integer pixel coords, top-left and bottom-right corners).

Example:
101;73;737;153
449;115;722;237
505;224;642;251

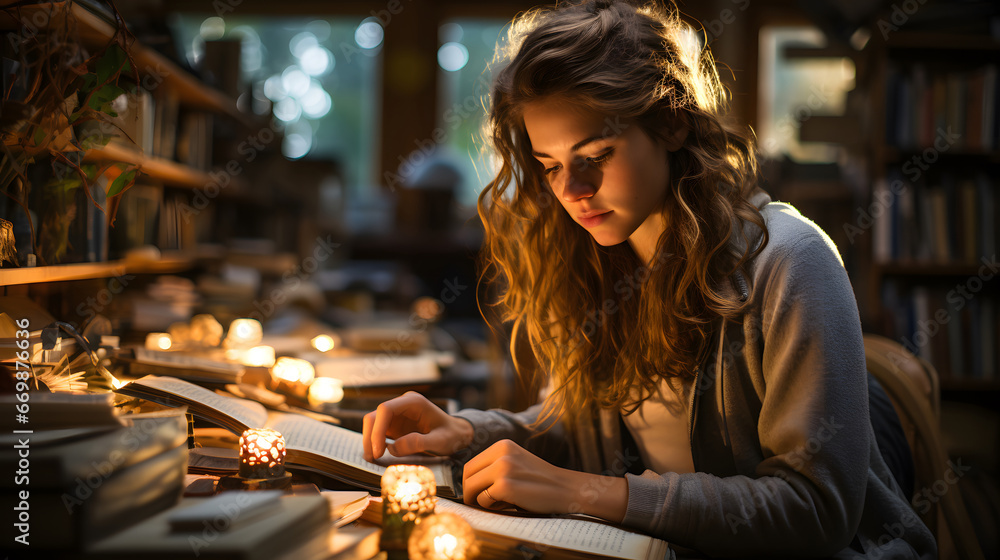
863;333;984;560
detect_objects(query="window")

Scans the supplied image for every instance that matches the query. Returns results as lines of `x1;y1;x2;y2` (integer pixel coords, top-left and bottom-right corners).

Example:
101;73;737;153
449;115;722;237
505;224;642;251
170;15;382;193
434;19;507;209
758;26;856;163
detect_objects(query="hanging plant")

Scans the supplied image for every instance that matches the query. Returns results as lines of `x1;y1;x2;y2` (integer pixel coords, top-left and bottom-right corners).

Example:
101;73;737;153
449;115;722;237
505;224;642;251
1;0;141;266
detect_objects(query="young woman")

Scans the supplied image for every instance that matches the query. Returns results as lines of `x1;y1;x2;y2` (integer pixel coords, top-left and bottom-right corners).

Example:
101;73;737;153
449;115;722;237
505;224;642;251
363;1;936;557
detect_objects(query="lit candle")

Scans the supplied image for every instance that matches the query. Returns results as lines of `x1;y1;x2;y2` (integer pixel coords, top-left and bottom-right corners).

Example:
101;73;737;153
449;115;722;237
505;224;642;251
271;356;316;384
190;314;224;347
408;512;479;560
308;377;344;407
225;318;263;348
238;428;286;479
145;332;173;351
381;465;437;556
311;334;339;352
240;345;275;367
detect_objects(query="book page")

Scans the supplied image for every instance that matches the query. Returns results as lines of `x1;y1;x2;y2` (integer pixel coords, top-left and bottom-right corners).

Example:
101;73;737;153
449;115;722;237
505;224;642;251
265;412;453;491
436;499;661;560
266;412;383;473
131;375;268;430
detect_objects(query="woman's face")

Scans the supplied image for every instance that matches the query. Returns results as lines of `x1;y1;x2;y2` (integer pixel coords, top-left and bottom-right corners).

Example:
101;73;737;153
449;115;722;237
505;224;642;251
522;97;679;251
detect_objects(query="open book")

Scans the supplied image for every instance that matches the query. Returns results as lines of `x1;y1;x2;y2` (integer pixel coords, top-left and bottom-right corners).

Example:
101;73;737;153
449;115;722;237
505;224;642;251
363;496;671;560
117;375;458;499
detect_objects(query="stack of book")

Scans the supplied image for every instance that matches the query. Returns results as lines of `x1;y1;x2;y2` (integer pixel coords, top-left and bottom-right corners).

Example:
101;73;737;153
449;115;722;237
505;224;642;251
0;392;188;551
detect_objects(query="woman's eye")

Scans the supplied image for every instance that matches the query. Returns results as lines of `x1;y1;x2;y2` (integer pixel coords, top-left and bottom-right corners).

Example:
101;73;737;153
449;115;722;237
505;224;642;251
543;164;561;175
586;149;614;167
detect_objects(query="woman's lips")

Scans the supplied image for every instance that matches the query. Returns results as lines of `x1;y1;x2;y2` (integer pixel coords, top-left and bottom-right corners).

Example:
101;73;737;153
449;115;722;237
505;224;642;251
578;210;612;228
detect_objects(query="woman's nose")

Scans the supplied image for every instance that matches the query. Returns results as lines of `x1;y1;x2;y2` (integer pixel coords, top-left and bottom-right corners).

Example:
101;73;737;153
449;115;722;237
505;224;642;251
557;168;597;202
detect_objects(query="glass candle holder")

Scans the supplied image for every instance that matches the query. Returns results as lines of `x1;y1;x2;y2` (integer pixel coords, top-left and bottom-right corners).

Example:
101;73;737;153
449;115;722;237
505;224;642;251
308;377;344;407
225;318;263;348
145;332;173;351
239;427;286;479
408;512;479;560
381;465;437;557
240;345;276;368
311;334;339;352
272;356;316;384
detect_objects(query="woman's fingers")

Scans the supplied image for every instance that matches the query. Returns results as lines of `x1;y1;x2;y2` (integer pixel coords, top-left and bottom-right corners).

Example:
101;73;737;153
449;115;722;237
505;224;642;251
463;455;512;509
369;400;401;460
363;392;438;461
362;410;377;461
387;432;429;457
462;439;517;505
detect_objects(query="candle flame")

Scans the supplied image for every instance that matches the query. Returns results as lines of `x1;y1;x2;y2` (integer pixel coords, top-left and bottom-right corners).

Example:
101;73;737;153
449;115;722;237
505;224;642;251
434;533;459;557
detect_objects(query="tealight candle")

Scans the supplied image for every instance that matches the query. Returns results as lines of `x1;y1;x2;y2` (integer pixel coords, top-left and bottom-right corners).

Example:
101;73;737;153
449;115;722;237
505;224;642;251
238;427;286;479
190;314;224;347
311;334;339;352
381;465;437;557
408;512;479;560
225;318;263;348
308;377;344;407
271;356;316;384
240;345;275;367
145;332;173;351
217;427;292;491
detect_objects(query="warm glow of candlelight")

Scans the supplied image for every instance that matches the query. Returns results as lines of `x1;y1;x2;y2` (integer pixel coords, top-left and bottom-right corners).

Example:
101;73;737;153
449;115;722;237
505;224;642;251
394;480;424;502
381;465;436;522
240;345;275;367
435;534;458;557
308;377;344;406
145;332;173;351
226;318;263;348
408;512;479;560
311;334;338;352
271;356;315;384
239;427;286;478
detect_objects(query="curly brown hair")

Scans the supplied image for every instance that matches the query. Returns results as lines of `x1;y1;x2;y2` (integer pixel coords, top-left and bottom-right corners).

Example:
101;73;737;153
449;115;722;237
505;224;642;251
477;0;768;424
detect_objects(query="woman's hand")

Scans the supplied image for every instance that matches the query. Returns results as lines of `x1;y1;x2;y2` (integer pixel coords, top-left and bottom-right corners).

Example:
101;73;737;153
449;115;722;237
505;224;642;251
462;439;629;521
362;391;474;462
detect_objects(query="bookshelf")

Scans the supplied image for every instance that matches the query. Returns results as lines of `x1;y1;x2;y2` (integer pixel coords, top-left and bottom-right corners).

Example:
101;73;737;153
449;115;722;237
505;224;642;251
863;30;1000;391
0;253;192;285
0;1;246;123
0;0;255;279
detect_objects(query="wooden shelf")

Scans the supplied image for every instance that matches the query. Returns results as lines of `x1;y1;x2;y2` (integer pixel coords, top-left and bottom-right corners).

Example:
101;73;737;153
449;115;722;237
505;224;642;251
0;1;246;124
776;180;854;202
940;378;1000;392
873;262;989;277
0;254;192;286
83;142;217;189
883;147;1000;164
884;32;1000;52
783;46;860;60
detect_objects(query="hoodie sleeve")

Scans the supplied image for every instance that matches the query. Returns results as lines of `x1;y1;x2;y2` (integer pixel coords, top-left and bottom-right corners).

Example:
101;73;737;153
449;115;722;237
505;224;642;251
449;404;577;468
620;228;872;557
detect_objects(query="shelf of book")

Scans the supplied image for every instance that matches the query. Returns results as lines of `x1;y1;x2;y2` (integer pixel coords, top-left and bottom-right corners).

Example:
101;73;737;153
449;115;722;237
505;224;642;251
84;142;216;190
0;0;245;124
0;254;192;285
861;30;1000;398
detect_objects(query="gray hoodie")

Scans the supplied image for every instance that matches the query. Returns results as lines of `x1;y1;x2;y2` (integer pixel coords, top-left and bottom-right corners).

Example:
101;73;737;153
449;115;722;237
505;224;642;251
454;190;936;559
